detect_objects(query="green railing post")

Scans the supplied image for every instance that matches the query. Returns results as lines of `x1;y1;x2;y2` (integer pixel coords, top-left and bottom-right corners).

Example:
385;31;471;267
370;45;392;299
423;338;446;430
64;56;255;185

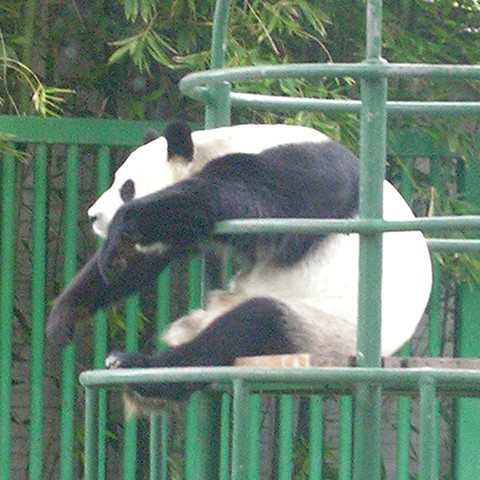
308;396;323;480
354;1;387;480
28;144;48;480
204;0;232;128
123;296;139;480
59;145;79;480
453;150;480;479
0;153;16;480
84;387;99;480
231;379;250;480
419;376;439;479
93;145;111;480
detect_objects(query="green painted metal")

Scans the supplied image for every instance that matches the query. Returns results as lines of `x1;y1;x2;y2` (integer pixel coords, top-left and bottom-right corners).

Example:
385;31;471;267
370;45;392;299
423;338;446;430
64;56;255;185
231;380;250;480
277;395;294;480
180;63;480;103
2;1;480;479
59;145;79;480
308;396;323;480
219;394;232;480
0;115;167;145
0;153;16;480
79;366;480;397
419;377;440;479
93;145;111;480
204;0;232;128
354;2;387;478
453;153;480;480
214;215;480;236
338;396;353;480
227;94;480;115
247;394;261;480
397;159;413;480
149;269;171;480
84;388;99;480
28;145;48;480
123;296;139;480
184;257;221;480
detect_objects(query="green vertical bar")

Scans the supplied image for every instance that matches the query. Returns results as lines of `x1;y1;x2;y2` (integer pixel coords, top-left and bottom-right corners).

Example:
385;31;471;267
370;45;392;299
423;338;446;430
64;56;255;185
397;158;413;480
60;145;79;480
160;411;170;480
454;154;480;480
185;255;219;480
149;414;161;480
0;153;16;480
338;396;353;480
419;377;439;480
278;395;294;480
396;396;411;480
84;388;99;480
205;0;232;128
94;146;111;480
354;2;386;480
185;393;221;480
28;145;48;480
219;394;232;480
308;396;323;480
247;395;262;480
123;295;139;480
357;1;386;370
231;380;250;480
150;267;171;480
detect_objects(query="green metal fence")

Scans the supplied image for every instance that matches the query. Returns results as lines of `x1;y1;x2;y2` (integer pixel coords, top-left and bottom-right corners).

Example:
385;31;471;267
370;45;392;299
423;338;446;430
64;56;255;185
1;0;480;479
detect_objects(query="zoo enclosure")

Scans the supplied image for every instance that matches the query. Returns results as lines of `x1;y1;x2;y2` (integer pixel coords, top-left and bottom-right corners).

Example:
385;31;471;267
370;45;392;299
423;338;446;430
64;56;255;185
0;0;479;479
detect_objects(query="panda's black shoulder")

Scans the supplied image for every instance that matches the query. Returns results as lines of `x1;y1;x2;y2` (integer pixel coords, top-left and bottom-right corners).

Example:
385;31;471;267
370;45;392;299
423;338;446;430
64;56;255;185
199;140;358;179
197;140;359;218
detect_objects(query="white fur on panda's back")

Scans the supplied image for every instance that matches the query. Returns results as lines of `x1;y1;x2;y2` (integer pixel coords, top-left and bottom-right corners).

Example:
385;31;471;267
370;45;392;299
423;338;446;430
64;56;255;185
88;124;329;238
162;180;432;357
191;124;330;171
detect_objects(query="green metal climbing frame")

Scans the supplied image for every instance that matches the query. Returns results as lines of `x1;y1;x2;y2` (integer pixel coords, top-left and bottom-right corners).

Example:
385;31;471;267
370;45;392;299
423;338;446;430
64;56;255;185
0;1;479;479
81;0;480;479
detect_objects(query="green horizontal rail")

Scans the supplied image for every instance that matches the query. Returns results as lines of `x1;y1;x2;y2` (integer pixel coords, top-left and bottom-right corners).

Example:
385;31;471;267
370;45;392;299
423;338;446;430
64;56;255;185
180;63;480;102
229;94;480;115
213;216;480;236
79;367;480;396
427;239;480;253
0;115;168;145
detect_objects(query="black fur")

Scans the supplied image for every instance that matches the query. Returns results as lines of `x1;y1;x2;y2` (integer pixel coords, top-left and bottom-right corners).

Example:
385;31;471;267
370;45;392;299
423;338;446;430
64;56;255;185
119;179;135;202
163;121;194;161
99;141;359;280
46;249;173;347
106;297;296;400
47;126;359;369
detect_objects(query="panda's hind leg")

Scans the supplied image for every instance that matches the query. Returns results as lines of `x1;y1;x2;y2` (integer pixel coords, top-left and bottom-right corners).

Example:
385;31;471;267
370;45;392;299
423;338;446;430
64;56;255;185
106;297;297;401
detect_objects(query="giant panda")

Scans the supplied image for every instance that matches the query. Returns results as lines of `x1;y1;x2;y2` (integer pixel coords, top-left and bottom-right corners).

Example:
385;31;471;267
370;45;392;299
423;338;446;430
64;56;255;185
47;121;432;409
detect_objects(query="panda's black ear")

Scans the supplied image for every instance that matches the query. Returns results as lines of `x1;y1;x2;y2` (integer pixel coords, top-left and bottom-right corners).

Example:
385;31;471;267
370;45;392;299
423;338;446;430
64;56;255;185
143;128;160;145
163;121;194;162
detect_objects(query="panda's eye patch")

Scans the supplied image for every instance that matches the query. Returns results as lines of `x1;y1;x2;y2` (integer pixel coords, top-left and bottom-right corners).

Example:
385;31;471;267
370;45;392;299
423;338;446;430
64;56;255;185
120;179;135;202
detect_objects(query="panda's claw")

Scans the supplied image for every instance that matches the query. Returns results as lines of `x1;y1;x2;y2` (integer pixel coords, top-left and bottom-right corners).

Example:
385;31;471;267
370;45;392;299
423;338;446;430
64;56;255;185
105;351;126;369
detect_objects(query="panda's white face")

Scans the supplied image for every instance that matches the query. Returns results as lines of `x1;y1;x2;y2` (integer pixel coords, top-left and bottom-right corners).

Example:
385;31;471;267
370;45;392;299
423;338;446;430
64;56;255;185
88;124;330;238
88;136;192;238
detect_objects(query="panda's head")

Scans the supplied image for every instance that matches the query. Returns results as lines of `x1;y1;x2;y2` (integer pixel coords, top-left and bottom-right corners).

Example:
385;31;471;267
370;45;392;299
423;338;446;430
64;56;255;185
88;122;194;238
88;121;331;238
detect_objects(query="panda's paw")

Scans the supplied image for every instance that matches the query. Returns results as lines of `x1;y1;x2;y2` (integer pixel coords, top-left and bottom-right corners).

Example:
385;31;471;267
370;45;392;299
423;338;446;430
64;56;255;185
105;351;127;369
105;351;145;369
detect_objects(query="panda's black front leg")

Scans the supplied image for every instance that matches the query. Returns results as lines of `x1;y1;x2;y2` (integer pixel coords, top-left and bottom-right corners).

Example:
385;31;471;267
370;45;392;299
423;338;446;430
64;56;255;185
105;298;297;401
98;184;214;284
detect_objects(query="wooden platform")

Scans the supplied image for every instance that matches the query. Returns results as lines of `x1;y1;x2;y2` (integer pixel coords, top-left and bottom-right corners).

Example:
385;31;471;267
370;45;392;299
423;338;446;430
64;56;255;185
234;354;480;369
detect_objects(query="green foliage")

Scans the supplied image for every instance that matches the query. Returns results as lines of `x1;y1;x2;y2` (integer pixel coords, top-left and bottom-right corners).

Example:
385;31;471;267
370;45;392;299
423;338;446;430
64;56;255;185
0;32;73;117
